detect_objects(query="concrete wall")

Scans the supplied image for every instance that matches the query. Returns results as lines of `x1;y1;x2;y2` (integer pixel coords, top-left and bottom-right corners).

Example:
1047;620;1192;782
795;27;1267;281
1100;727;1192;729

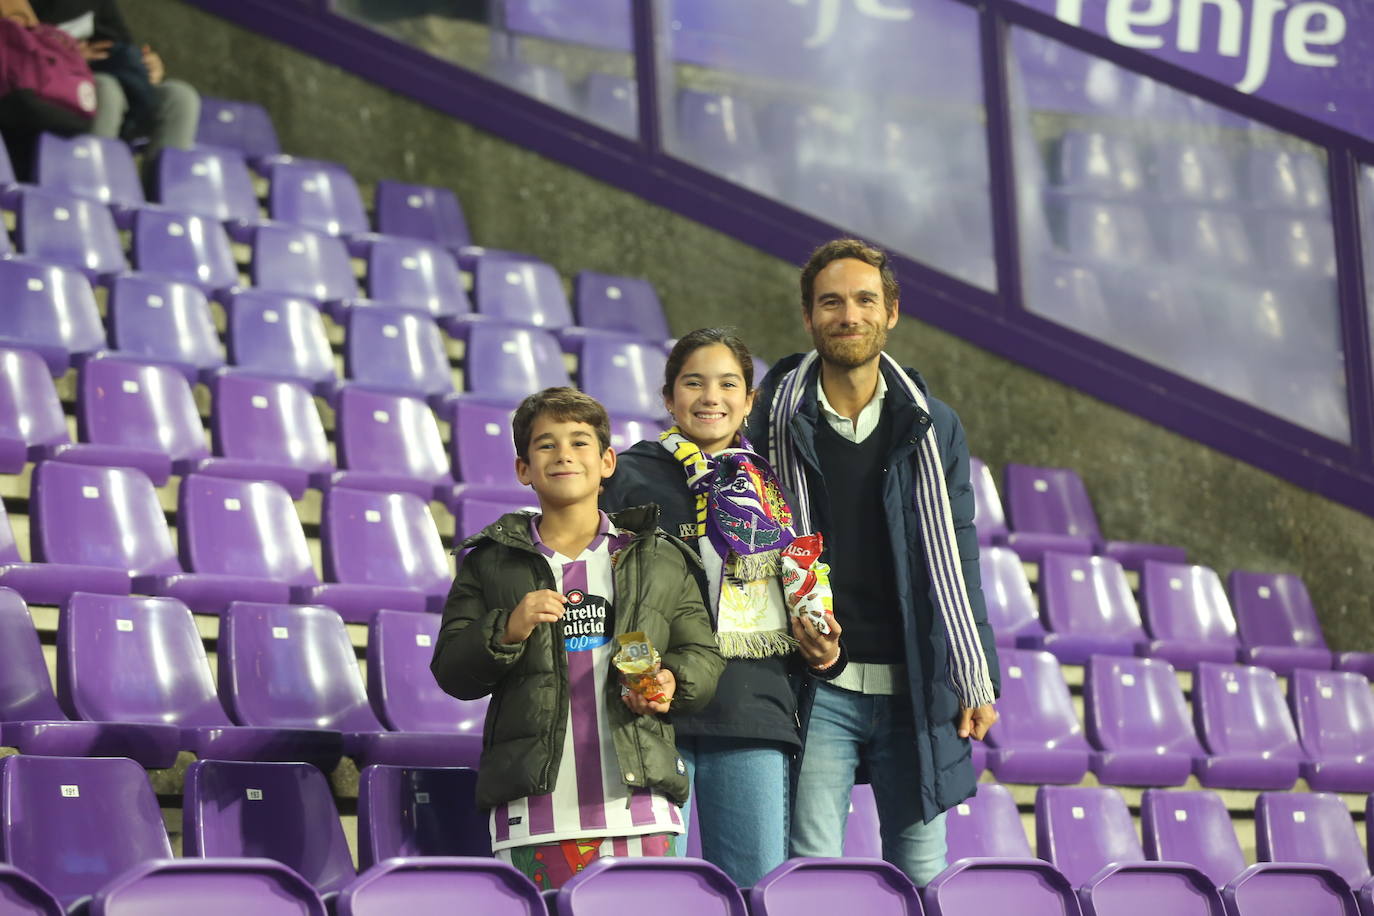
128;0;1374;646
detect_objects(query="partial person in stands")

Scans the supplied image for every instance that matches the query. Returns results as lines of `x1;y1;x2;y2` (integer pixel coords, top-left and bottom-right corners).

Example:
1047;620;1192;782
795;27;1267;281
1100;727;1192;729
601;327;846;887
746;238;1000;886
431;387;724;891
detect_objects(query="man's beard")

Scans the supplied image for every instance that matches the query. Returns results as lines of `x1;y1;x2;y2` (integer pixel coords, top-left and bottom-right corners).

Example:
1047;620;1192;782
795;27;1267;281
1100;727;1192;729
813;323;887;369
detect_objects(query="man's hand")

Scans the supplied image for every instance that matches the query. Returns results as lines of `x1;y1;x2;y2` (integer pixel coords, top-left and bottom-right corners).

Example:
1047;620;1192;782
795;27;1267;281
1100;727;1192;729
502;590;565;645
79;39;112;61
791;613;843;669
141;44;164;84
957;703;997;740
622;667;676;715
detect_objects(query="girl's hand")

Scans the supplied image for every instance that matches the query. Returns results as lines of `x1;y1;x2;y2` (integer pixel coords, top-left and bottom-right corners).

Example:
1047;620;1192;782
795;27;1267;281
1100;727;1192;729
792;613;842;670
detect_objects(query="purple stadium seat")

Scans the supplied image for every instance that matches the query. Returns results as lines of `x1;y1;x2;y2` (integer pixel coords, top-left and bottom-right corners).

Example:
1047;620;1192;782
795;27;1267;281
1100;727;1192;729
251;223;360;301
748;859;922;916
1256;216;1337;278
1037;553;1148;663
224;290;338;394
1228;571;1336;676
58;591;343;769
983;648;1091;784
219;601;482;766
468;252;573;329
574;337;669;420
1256;792;1369;888
1158;207;1254;271
203;374;332;498
322;387;454;499
1191;662;1302;790
131;208;240;294
368;610;486;738
15;186;127;279
1055;129;1145;196
944;782;1033;860
1289;669;1374;793
0;587;180;767
1138;561;1242;670
978;546;1047;649
487;57;575;110
581;73;637;137
839;782;881;858
555;858;746;916
969;457;1009;545
1060;198;1155;265
345;306;454;403
572;271;669;341
296;488;452;620
373;179;472;251
196;98;282;163
1026;260;1115;339
0;864;61;915
1077;863;1225;916
183;759;355;896
1084;655;1204;787
105;274;225;380
35;133;143;212
674;90;772;193
1149;140;1236;203
1141;789;1246;888
267;160;368;237
453;496;535;545
89;859;326;916
923;858;1080;915
461;323;570;403
337;858;541;916
154;145;261;223
609;415;661;452
364;236;473;326
1221;864;1359;916
1243;148;1327;211
1036;785;1144;888
356;766;489;871
0;258;106;373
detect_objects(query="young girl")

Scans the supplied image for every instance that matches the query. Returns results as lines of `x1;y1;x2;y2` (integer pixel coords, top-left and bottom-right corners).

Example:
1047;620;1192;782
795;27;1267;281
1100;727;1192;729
600;327;844;887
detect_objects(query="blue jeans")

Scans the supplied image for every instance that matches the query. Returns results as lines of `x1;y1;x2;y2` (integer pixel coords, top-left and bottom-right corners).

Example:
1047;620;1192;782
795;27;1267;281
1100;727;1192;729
677;736;789;887
790;682;949;885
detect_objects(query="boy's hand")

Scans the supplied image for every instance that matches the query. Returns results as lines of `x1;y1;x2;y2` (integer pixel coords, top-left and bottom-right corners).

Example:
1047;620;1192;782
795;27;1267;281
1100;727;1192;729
791;613;843;669
502;590;566;644
621;667;676;715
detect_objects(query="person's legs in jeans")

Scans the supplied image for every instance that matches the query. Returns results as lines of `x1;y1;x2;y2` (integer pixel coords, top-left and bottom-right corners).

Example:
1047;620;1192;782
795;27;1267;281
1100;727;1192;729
790;683;867;859
674;737;698;858
691;736;789;887
91;73;126;138
867;692;948;885
147;79;200;158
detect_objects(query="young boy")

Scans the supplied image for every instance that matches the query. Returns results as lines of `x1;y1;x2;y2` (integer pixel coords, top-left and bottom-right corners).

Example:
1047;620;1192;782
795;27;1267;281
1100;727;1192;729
431;387;724;890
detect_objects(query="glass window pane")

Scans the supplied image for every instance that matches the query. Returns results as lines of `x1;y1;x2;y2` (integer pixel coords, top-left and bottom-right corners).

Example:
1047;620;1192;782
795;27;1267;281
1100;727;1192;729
333;0;639;138
656;0;996;291
1362;164;1374;368
1009;28;1348;443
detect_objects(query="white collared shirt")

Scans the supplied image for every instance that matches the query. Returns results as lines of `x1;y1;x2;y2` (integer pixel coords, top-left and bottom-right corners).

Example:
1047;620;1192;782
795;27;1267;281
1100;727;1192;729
816;371;888;444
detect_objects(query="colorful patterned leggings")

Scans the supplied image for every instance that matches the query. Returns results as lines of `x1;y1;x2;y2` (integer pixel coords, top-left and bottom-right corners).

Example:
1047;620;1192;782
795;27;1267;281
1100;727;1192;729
496;833;675;890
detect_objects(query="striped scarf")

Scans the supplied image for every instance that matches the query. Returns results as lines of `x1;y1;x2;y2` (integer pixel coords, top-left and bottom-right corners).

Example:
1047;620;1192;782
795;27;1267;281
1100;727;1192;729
768;351;996;709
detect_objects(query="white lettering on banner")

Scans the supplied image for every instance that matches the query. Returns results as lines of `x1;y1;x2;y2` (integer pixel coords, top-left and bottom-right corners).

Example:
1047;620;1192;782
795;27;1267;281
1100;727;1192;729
1178;0;1243;56
794;0;914;49
1107;0;1171;49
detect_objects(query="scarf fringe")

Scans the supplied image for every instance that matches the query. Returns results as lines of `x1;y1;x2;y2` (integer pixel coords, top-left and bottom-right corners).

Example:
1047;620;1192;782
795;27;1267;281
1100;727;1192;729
716;628;797;660
728;553;780;581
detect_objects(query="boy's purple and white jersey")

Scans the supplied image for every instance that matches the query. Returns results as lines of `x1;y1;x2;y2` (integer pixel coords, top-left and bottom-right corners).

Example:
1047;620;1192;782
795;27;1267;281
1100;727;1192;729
489;512;683;851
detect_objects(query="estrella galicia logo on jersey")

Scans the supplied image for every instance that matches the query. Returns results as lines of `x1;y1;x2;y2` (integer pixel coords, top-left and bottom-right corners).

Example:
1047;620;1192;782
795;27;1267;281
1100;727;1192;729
562;589;609;652
567;590;584;605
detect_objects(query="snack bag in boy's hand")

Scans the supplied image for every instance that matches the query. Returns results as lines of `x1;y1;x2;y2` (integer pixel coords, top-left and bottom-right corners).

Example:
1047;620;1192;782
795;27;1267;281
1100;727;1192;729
780;533;834;635
614;631;667;704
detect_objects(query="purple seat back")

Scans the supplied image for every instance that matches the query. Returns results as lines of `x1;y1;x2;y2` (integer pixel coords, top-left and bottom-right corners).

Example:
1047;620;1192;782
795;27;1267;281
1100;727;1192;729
0;586;67;720
1139;561;1240;646
1004;464;1103;541
57;592;232;727
366;237;471;319
78;356;210;463
132;208;239;290
345;307;453;399
155;145;260;222
1229;571;1328;651
35;133;142;207
1289;669;1374;760
321;489;450;594
945;782;1033;860
1242;148;1326;211
969;457;1008;542
1192;662;1304;759
675;90;763;174
0;755;173;908
1256;792;1370;888
609;415;660;452
1257;216;1336;278
218;601;381;732
1036;785;1145;887
0;259;105;373
557;858;747;916
32;462;179;574
1077;863;1225;916
368;610;487;734
462;324;570;400
183;759;355;895
986;649;1089;754
471;254;573;328
17;186;127;275
1056;129;1145;196
1061;198;1155;264
197;99;281;157
1222;864;1359;916
268;161;368;236
177;475;316;584
1158;207;1254;271
335;388;451;487
572;271;669;340
1040;553;1146;641
337;857;541;916
252;224;359;301
1141;789;1246;887
226;291;337;389
1028;260;1113;337
1084;655;1204;756
210;375;331;472
90;859;326;916
453;498;534;543
450;398;521;486
577;338;668;419
0;863;61;915
978;546;1044;645
923;858;1080;915
581;73;638;135
0;347;70;463
356;766;489;870
749;859;922;916
373;180;471;250
1150;140;1236;203
105;275;225;378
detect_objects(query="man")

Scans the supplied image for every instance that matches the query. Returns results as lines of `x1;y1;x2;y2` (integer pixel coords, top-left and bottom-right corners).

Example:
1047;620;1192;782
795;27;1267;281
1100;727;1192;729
747;238;999;885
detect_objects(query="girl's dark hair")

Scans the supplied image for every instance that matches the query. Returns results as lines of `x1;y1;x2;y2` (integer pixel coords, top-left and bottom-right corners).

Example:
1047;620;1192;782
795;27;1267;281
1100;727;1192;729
661;328;755;399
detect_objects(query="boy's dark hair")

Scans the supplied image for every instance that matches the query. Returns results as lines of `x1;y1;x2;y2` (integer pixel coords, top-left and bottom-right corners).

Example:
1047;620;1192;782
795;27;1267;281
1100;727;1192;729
799;238;900;316
511;387;613;460
661;327;755;400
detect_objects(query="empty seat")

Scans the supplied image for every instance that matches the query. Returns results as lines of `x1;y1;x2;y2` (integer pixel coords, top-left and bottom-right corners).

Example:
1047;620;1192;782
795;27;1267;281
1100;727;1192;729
1228;571;1336;676
609;414;660;452
196;98;282;162
673;90;772;192
1078;862;1226;916
251;223;360;302
1288;669;1374;793
1055;129;1145;196
105;274;225;381
224;290;338;393
268;160;368;237
1222;863;1360;916
452;495;535;544
364;236;473;326
35;133;143;211
469;252;573;329
324;387;454;499
183;759;355;896
0;864;60;916
368;610;486;738
748;859;921;916
0;258;106;373
204;374;332;498
337;858;542;916
1157;207;1254;271
15;186;127;278
580;73;637;137
91;859;327;916
575;337;669;420
344;306;454;403
1037;553;1148;663
1084;655;1204;787
944;781;1033;860
1243;148;1327;211
923;858;1080;915
1138;561;1242;670
373;179;472;251
572;271;669;341
447;397;524;498
131;207;240;293
1141;789;1247;888
460;323;570;403
1025;260;1115;339
983;648;1091;784
555;858;746;915
1191;662;1302;790
1036;785;1144;887
1059;199;1155;265
1256;792;1369;888
978;545;1047;649
1149;140;1236;203
154;144;261;223
1256;216;1337;279
357;765;488;870
969;457;1009;544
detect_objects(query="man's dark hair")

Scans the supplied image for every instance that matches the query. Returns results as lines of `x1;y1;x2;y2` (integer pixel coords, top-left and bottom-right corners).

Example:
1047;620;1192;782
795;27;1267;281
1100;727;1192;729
511;387;612;461
661;327;755;400
799;238;900;315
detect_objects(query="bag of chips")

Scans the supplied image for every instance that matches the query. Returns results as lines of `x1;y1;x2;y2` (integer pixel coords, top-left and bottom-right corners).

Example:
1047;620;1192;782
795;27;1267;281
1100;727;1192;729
613;631;667;704
780;533;834;635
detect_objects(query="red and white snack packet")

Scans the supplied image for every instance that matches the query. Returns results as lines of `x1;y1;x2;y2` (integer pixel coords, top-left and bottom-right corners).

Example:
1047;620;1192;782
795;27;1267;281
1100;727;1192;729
780;533;834;635
613;631;667;704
